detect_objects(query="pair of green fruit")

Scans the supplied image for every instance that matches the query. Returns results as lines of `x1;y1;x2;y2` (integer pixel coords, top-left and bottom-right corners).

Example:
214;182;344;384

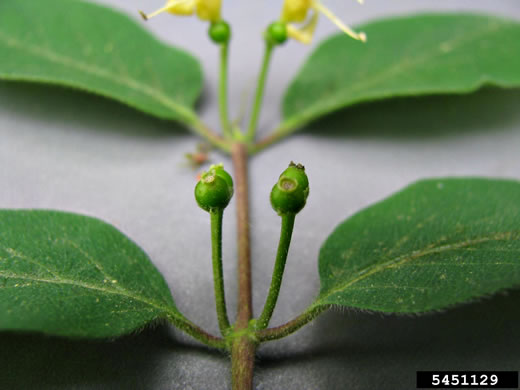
194;162;310;215
208;20;289;45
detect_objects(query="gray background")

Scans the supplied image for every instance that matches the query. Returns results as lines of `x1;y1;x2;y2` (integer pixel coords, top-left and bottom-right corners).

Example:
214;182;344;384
1;0;520;389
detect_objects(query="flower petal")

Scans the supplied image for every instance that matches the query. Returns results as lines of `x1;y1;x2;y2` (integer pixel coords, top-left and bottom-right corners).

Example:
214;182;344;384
313;1;366;42
287;11;319;44
281;0;312;23
195;0;222;21
139;0;195;20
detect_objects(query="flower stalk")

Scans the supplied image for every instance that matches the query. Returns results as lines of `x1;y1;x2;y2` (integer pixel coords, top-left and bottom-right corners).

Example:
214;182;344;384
218;41;232;138
246;41;275;142
257;213;296;329
210;208;231;334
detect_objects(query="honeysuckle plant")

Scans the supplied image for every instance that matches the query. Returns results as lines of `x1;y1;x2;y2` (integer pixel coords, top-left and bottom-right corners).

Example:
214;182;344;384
0;0;520;389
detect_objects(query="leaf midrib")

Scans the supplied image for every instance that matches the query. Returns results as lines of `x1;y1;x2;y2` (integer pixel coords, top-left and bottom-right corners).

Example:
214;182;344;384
315;231;519;306
284;19;507;127
0;29;196;122
0;270;182;321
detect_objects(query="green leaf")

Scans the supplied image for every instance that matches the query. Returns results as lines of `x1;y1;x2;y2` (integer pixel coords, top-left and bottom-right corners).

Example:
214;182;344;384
283;14;520;131
316;178;520;313
0;210;182;338
0;0;202;125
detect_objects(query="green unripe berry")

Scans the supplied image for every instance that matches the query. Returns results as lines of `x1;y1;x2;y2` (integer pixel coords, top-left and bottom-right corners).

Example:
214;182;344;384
270;176;307;215
195;170;233;212
265;22;288;45
209;163;234;196
209;21;231;44
280;162;309;200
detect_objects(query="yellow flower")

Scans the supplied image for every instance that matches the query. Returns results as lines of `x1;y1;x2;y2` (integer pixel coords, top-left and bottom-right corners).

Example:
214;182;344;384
195;0;222;21
286;11;318;45
139;0;221;22
281;0;312;23
281;0;366;44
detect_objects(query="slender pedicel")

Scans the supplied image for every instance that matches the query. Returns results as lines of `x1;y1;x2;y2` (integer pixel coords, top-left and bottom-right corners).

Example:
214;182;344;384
194;164;234;334
257;163;309;329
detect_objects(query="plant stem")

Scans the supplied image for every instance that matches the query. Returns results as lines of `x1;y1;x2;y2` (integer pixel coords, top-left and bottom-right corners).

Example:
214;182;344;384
246;42;275;142
231;335;256;390
218;43;232;138
230;142;256;390
166;313;227;349
210;208;231;334
232;143;253;327
257;213;296;329
256;304;331;343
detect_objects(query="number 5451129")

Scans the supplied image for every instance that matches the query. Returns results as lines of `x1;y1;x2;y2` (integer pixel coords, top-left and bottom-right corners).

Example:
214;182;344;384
431;374;498;387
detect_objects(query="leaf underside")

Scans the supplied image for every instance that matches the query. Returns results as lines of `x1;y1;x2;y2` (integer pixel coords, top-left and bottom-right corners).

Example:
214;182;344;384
0;0;203;124
316;178;520;313
283;13;520;128
0;210;181;338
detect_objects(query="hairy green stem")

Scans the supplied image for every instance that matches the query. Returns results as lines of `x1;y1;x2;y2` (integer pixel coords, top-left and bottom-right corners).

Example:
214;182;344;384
166;313;227;349
219;43;232;138
210;208;231;334
246;42;275;142
256;305;331;343
257;213;296;329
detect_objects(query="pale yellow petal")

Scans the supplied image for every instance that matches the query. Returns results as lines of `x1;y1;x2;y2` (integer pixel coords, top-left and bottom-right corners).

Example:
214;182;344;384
281;0;312;23
167;0;196;15
139;0;195;20
313;1;366;42
195;0;222;21
286;12;317;44
287;25;311;44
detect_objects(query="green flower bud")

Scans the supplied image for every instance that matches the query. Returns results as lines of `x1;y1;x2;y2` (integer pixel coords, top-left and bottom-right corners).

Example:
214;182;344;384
195;167;233;212
265;21;288;45
280;162;309;200
209;21;231;44
270;175;307;215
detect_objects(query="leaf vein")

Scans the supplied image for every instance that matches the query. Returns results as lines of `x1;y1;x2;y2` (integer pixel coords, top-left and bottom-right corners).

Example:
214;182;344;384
317;231;518;304
60;238;126;291
0;29;195;122
0;244;61;278
0;270;181;320
288;21;506;127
